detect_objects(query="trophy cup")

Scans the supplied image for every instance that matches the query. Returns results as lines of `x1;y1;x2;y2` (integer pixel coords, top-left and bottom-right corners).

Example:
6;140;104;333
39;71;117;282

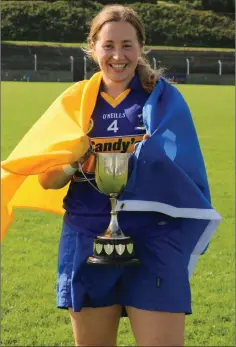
79;153;140;266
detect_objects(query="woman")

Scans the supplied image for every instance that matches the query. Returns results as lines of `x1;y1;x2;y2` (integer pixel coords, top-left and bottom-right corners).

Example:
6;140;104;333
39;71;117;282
2;4;220;347
39;6;188;346
36;5;221;347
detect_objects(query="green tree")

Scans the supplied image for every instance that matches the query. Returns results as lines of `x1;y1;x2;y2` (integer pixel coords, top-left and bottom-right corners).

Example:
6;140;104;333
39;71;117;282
98;0;157;3
1;0;234;47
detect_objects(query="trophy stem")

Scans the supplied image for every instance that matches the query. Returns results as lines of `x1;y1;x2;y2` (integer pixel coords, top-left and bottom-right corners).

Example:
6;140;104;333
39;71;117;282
99;193;126;239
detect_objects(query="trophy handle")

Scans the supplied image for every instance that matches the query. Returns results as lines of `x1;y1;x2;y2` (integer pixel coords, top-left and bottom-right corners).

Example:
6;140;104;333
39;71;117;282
78;152;104;195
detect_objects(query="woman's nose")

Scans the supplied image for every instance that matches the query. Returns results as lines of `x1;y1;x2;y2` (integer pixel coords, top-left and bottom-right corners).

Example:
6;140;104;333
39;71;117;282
112;49;124;60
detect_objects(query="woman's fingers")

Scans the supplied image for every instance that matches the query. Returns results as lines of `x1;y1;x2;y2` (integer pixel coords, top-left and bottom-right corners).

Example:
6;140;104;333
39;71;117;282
143;134;150;140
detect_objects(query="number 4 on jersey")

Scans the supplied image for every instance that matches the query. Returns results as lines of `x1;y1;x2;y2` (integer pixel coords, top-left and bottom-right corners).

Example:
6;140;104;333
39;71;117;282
107;120;119;133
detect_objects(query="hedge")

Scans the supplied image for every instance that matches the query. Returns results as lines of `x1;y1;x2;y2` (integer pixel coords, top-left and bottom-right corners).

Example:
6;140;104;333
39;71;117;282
163;0;235;12
1;0;234;47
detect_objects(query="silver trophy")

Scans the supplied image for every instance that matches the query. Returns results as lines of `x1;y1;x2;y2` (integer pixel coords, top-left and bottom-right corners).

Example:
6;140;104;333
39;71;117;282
79;153;140;266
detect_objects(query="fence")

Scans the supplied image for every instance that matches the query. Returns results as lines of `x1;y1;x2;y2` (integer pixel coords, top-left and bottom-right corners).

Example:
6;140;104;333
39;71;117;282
1;44;235;84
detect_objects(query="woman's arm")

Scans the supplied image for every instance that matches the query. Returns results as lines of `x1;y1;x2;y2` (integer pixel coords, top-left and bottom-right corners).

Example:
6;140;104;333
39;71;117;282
38;162;78;190
39;135;149;190
38;143;94;190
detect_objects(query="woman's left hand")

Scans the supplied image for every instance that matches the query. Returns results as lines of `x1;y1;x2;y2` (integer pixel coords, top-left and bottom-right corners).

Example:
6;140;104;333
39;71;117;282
143;133;150;140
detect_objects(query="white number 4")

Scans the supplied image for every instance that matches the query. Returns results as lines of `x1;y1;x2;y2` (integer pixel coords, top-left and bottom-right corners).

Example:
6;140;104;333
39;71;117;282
107;120;119;133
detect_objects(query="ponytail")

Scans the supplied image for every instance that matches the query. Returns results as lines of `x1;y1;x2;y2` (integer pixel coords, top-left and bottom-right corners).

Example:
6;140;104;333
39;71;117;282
136;55;164;93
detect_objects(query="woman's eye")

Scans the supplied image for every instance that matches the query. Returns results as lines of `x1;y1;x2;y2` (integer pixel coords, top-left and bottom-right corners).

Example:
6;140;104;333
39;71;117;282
104;45;113;49
123;45;132;48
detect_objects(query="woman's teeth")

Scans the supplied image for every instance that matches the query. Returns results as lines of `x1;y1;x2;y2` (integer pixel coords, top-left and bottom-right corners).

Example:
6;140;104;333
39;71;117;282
110;64;126;71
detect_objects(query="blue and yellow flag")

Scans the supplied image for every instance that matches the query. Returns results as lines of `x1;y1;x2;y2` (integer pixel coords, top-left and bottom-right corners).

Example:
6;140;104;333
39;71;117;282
1;71;221;276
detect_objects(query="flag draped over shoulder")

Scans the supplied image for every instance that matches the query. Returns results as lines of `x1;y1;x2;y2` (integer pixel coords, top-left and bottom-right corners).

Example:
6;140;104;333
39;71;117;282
1;72;102;241
117;78;221;276
2;72;221;271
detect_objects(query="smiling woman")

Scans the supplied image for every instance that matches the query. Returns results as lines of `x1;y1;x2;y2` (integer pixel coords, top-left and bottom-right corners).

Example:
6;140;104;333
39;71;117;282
90;21;143;97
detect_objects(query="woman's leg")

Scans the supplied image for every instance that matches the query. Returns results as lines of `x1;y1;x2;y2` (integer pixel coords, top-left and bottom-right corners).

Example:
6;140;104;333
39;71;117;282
126;306;185;346
69;304;122;346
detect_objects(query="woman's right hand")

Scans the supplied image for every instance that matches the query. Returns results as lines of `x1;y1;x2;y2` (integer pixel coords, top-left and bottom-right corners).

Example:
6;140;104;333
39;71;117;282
38;142;94;190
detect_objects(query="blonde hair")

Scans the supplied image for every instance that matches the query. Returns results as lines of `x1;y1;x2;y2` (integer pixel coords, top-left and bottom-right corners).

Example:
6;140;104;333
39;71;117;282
83;4;163;93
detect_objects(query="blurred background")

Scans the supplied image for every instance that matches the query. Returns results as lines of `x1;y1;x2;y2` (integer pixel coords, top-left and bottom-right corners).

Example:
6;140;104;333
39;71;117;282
1;0;235;85
1;1;235;346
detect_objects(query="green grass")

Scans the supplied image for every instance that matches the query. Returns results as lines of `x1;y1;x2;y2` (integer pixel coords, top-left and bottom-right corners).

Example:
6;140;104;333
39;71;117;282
2;40;234;52
1;82;235;346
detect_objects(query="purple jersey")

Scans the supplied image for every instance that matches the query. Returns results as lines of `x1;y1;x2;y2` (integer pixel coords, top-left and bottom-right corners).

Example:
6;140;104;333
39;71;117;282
63;74;150;226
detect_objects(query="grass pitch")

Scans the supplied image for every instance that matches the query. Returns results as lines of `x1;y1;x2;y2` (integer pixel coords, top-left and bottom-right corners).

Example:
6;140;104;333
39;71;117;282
1;81;234;346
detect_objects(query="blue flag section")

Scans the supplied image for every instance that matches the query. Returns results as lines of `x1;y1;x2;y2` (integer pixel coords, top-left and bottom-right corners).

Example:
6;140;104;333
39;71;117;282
117;77;221;276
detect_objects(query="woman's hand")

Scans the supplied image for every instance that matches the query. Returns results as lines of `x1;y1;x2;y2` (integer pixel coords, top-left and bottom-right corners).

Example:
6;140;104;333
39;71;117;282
143;133;150;140
38;142;94;190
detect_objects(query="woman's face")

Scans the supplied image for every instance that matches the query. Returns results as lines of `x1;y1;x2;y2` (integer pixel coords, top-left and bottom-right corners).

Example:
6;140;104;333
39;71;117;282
92;21;142;88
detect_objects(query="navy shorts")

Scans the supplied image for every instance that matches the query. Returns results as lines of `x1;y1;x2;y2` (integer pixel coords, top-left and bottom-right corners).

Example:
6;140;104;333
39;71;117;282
56;212;193;315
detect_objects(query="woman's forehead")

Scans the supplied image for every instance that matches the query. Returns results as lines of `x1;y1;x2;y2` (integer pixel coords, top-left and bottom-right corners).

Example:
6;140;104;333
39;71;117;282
97;21;137;41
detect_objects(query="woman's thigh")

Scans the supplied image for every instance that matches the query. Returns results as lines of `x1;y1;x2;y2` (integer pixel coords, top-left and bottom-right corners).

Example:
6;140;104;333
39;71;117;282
126;306;185;347
69;304;122;346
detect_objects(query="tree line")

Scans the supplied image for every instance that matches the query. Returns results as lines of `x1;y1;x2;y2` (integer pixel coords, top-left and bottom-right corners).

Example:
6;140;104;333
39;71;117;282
164;0;234;13
1;0;234;48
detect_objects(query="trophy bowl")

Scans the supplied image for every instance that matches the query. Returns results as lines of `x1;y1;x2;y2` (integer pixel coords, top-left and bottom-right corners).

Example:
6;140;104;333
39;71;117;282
85;153;140;266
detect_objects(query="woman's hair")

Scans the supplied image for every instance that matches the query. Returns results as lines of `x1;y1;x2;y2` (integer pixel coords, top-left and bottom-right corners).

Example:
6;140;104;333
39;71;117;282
83;4;164;93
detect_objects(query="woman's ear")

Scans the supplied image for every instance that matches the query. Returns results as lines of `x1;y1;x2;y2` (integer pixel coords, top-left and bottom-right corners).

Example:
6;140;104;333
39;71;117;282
90;42;97;62
140;41;145;53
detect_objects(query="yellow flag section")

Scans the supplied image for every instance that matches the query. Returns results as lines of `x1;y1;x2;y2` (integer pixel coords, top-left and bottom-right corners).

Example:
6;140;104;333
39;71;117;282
1;72;103;242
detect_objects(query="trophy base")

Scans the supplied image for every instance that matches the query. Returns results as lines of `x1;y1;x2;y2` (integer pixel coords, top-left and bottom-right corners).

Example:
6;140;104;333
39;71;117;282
87;256;140;266
87;235;140;267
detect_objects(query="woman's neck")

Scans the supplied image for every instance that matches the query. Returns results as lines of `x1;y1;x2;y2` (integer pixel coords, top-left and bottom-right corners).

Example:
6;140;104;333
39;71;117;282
101;75;134;98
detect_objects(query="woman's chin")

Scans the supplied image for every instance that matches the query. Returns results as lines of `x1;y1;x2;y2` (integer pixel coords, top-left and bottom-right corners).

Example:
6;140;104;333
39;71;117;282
107;72;133;84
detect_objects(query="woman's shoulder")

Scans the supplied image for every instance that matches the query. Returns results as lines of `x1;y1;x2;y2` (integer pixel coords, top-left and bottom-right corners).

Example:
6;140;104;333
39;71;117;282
61;72;102;99
63;79;89;97
157;77;186;100
54;79;89;106
148;77;190;113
